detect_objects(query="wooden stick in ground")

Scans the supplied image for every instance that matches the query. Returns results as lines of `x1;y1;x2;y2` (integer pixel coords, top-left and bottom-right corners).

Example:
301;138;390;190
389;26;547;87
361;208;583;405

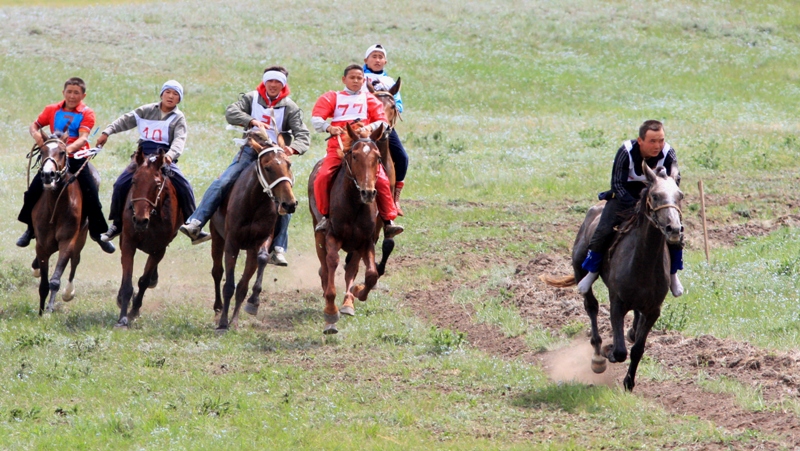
698;180;709;262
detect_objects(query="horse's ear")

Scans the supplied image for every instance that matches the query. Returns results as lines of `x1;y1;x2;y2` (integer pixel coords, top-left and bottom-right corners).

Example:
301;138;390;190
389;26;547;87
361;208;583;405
134;148;144;166
369;123;385;142
155;149;166;167
365;80;375;93
346;122;359;142
642;161;658;184
277;132;286;149
389;77;401;96
669;163;680;183
39;128;49;142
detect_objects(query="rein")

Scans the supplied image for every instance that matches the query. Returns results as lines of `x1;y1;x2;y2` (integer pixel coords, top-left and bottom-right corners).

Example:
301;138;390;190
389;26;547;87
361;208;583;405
255;146;293;200
39;138;72;224
130;174;167;210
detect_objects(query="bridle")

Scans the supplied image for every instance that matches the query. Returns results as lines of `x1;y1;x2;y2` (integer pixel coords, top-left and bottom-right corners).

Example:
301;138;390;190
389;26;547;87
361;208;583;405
255;146;294;200
372;91;399;132
343;138;379;192
40;138;69;183
645;193;683;231
130;158;168;214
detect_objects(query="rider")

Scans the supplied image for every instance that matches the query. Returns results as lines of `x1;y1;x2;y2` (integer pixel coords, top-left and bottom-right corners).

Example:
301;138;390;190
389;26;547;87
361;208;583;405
578;120;684;297
96;80;203;243
179;66;310;248
362;44;409;216
16;77;115;254
311;64;403;238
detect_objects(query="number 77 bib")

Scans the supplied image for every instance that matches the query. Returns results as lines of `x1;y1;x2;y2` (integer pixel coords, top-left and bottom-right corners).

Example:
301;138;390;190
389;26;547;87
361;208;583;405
333;92;368;122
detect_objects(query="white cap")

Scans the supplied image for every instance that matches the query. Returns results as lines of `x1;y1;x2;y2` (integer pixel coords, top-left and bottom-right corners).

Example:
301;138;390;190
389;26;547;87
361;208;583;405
160;80;183;101
364;44;387;59
262;70;287;87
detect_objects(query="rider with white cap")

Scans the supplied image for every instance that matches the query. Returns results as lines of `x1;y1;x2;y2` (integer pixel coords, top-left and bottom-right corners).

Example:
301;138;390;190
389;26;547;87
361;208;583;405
179;66;310;252
97;80;203;242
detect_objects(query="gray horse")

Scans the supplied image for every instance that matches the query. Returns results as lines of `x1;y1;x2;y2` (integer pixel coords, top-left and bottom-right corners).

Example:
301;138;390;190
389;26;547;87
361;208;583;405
542;162;683;391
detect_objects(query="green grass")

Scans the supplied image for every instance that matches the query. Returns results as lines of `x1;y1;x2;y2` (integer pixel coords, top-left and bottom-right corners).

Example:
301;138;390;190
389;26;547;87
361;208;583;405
0;0;799;448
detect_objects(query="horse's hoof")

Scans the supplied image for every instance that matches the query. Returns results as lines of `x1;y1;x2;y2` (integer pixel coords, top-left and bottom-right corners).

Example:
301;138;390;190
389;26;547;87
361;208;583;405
62;282;75;302
591;355;607;374
149;278;158;289
340;305;355;316
323;323;338;335
32;269;40;278
215;327;228;335
114;317;129;329
243;302;259;316
350;284;366;297
324;312;340;324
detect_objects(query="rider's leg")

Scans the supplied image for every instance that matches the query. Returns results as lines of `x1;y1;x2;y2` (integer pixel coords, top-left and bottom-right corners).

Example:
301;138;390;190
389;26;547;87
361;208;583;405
169;163;210;245
388;129;408;216
578;198;630;294
181;146;258;240
269;213;290;266
313;153;342;232
73;160;114;254
102;165;134;241
16;173;44;247
669;244;684;297
376;165;403;239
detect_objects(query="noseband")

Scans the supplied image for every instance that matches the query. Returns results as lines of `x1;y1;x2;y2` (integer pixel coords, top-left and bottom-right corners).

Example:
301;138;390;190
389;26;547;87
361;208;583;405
645;195;683;231
343;138;379;192
255;146;294;200
130;174;167;213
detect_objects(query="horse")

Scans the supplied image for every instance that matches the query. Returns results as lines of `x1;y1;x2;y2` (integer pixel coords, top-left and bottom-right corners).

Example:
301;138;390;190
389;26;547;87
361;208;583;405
366;77;402;196
114;148;183;328
540;162;684;391
209;127;296;332
308;123;395;334
31;130;91;315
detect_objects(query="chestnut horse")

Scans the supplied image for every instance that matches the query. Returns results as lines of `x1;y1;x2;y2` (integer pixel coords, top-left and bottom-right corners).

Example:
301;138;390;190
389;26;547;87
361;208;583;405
209;128;296;332
541;163;683;391
308;123;395;334
115;149;183;328
31;131;90;314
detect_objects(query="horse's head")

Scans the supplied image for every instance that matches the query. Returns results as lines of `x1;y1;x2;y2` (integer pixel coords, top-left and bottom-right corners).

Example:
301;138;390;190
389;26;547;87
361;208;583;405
129;149;168;231
344;122;383;204
248;127;297;215
643;162;684;246
367;77;401;132
39;130;69;189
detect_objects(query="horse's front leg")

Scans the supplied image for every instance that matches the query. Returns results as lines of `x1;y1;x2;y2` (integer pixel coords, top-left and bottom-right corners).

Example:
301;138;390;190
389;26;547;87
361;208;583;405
210;232;225;317
627;311;642;343
624;309;660;392
129;251;164;324
46;246;73;313
230;248;259;328
244;240;270;316
62;249;81;302
340;251;361;316
603;297;629;365
217;244;240;332
115;245;136;328
582;290;606;373
36;253;50;316
322;236;341;334
351;247;379;302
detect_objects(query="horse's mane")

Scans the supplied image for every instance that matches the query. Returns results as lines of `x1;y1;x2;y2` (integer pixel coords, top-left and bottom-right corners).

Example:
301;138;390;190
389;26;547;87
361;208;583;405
608;185;651;256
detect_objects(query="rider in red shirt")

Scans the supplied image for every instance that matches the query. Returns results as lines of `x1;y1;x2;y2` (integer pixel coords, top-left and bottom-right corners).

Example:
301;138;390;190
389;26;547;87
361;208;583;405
310;64;403;238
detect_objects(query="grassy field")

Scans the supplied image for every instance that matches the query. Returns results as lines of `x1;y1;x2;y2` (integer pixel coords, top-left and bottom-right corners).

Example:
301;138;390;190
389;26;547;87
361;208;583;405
1;0;799;448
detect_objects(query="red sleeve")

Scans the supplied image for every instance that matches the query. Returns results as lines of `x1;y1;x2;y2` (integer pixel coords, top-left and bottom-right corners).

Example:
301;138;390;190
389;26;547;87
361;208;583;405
366;93;388;124
311;91;337;119
35;104;56;129
79;107;95;132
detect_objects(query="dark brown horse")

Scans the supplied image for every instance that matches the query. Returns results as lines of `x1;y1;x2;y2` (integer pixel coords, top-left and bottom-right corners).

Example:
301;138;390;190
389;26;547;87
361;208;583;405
308;123;394;334
541;162;683;391
115;149;183;328
366;78;401;196
209;128;296;332
31;131;90;314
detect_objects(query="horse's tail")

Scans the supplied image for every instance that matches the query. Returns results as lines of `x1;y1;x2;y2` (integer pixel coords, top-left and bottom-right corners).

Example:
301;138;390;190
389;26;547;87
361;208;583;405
539;274;576;287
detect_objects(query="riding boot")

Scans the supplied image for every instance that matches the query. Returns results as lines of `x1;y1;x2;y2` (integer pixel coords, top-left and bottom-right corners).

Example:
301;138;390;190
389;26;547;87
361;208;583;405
578;250;603;294
92;235;116;254
670;273;684;297
394;181;404;217
315;216;329;233
669;246;684;297
16;225;34;248
383;219;404;239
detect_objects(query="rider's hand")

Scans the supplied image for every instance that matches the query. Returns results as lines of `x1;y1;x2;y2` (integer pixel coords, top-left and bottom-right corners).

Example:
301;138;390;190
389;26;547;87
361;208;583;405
282;146;296;156
327;125;344;136
250;119;271;130
164;155;173;165
95;133;108;148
